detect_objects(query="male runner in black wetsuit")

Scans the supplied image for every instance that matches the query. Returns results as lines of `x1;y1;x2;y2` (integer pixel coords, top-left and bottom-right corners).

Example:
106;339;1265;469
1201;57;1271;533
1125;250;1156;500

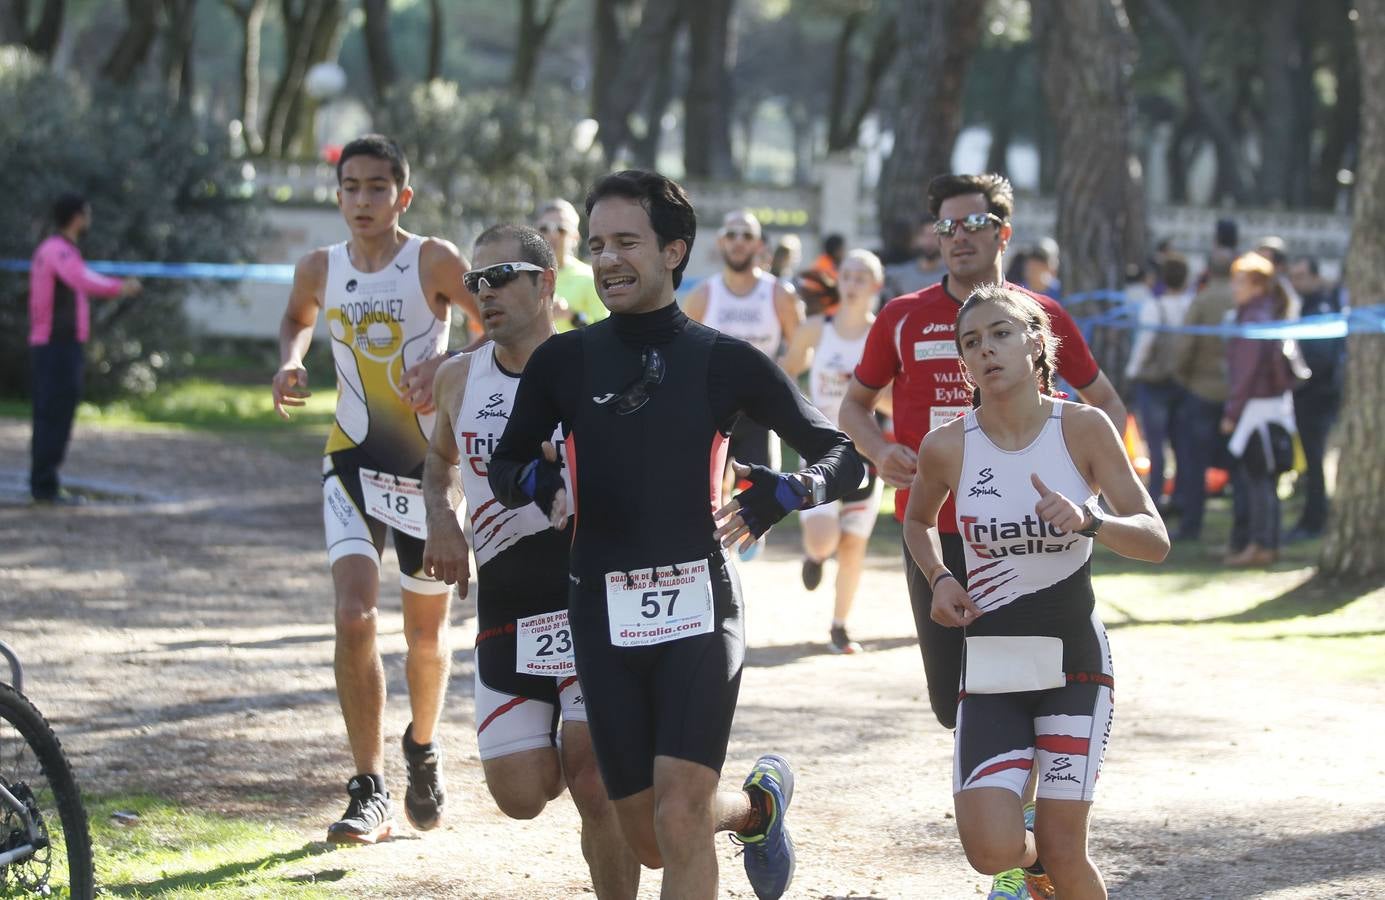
488;170;865;900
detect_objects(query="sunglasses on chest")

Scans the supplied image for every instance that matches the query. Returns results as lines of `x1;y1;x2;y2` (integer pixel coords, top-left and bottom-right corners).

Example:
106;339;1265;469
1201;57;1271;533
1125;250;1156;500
610;347;666;415
462;261;545;294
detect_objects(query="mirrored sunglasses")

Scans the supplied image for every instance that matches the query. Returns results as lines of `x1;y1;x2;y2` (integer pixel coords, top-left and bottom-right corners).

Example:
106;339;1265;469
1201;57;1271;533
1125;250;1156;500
462;261;545;294
933;212;1004;237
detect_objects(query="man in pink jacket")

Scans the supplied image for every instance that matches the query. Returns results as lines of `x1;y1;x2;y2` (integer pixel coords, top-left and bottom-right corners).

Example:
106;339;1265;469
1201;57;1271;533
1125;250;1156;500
28;193;140;504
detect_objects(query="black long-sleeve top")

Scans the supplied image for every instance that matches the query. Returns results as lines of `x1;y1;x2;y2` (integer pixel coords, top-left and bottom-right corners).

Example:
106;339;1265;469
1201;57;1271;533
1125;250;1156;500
488;302;865;580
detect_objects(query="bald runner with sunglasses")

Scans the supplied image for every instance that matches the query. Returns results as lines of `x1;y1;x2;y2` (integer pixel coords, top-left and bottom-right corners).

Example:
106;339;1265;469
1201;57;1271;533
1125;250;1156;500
489;171;864;900
838;173;1125;900
422;224;641;899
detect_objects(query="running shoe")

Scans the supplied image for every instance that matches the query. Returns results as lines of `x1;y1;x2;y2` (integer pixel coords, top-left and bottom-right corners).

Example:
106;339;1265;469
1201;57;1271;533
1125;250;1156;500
733;753;796;900
1021;801;1056;899
829;625;862;655
402;723;446;830
327;774;393;844
801;557;823;590
987;868;1030;900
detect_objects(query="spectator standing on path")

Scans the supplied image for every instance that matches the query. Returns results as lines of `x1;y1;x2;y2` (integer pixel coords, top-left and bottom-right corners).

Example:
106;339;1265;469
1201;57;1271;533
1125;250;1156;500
536;198;607;332
1125;253;1193;509
1170;248;1236;542
1221;252;1297;567
27;192;141;504
1285;256;1345;541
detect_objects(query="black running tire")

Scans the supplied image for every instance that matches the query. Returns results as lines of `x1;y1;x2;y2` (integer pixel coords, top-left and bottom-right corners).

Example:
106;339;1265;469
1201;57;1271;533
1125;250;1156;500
0;682;94;899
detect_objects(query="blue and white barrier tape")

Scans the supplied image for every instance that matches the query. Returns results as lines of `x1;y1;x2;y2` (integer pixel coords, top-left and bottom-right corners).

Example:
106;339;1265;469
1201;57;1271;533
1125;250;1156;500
4;259;1384;338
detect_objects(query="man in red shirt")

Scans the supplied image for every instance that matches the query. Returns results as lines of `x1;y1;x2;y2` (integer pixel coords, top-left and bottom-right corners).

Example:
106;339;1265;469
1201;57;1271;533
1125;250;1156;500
840;173;1125;898
28;193;141;504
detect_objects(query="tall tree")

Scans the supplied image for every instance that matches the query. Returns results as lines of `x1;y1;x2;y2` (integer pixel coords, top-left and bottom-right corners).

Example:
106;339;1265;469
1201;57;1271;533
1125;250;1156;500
102;0;160;84
1321;0;1385;580
162;0;195;110
222;0;268;153
591;0;683;164
875;0;982;235
262;0;343;158
1138;0;1253;204
682;0;736;178
1033;0;1145;382
361;0;396;100
1258;0;1312;206
426;0;443;81
826;5;898;154
512;0;567;97
0;0;64;58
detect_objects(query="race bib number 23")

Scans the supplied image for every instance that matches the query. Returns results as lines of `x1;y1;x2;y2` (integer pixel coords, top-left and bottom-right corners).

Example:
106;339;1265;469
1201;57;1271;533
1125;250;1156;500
516;611;576;676
606;559;714;648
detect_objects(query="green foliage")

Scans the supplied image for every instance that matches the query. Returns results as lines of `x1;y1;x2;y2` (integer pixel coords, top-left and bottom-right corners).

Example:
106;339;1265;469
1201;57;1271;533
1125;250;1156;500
375;82;605;243
90;795;343;897
0;47;265;402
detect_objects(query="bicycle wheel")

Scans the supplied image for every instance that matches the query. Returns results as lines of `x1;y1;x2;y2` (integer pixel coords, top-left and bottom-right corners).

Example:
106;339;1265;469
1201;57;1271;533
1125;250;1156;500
0;683;93;899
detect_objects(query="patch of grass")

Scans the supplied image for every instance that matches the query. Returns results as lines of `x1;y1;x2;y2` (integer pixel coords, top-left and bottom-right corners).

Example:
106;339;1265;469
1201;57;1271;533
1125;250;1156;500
0;379;336;433
90;795;345;898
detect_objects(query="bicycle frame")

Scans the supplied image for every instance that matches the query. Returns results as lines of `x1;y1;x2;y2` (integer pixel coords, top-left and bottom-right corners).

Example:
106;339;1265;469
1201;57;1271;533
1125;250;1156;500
0;778;46;866
0;639;43;867
0;638;21;693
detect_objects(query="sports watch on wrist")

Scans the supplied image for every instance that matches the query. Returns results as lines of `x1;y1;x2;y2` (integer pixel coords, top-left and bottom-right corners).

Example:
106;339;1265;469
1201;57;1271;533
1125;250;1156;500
1077;497;1106;538
800;472;827;508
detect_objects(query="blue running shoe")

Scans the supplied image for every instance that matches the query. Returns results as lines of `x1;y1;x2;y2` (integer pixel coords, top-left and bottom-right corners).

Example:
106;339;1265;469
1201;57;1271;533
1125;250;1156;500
733;753;795;900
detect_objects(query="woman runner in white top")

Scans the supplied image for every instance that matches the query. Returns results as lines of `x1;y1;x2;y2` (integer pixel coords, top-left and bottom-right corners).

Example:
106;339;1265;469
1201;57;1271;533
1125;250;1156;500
903;285;1168;900
781;250;889;654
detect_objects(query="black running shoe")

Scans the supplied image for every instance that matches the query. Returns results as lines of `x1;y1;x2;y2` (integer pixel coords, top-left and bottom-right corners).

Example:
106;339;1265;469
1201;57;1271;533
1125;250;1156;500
402;723;446;831
327;774;393;844
829;625;862;655
801;558;823;591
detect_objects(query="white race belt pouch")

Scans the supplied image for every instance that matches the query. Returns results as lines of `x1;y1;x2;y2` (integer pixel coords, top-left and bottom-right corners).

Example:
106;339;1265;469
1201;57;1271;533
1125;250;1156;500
515;611;576;677
964;636;1066;693
359;467;427;539
606;559;714;648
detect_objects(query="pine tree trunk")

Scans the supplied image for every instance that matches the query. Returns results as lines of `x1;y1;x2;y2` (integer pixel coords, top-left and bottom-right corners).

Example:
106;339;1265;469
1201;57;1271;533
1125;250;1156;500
1320;0;1385;580
683;0;736;178
362;0;396;100
1032;0;1146;385
876;0;982;236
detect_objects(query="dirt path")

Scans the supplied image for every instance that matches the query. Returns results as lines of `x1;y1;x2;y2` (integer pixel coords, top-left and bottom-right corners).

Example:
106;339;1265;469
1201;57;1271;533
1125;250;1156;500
2;419;1383;899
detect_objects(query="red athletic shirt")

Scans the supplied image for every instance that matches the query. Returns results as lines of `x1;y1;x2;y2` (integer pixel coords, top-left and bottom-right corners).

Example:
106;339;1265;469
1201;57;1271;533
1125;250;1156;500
853;277;1100;529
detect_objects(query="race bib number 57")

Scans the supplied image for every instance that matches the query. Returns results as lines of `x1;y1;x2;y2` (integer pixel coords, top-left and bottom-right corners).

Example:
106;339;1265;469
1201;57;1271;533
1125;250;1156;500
360;467;426;539
606;559;714;648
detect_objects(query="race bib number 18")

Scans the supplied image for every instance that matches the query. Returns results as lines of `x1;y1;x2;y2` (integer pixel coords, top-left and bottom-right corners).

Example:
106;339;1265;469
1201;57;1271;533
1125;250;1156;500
516;611;576;676
360;467;427;539
606;559;714;648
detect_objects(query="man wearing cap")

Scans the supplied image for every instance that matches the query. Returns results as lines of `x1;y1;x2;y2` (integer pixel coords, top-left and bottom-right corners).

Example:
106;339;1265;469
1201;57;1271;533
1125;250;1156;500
536;198;606;331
